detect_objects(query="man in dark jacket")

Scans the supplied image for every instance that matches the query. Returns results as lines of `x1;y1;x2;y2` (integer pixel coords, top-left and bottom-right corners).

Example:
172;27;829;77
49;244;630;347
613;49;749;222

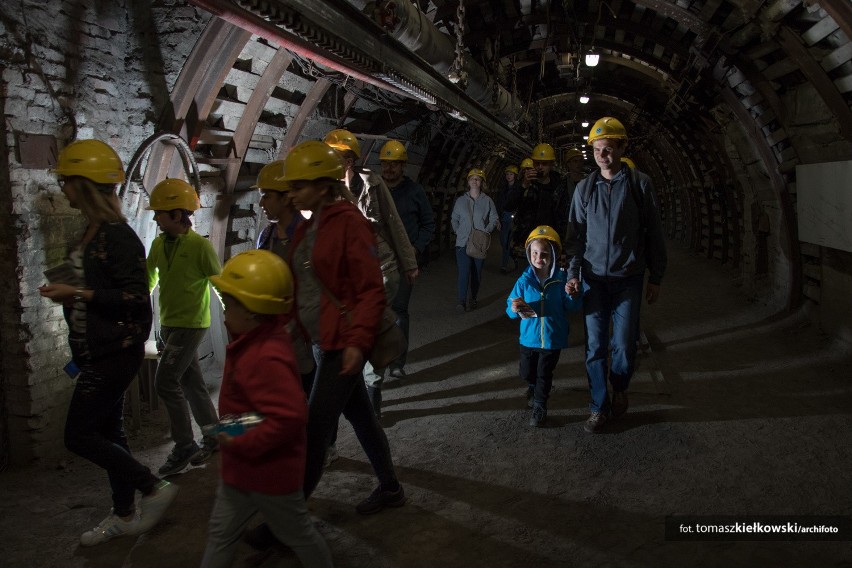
566;117;667;434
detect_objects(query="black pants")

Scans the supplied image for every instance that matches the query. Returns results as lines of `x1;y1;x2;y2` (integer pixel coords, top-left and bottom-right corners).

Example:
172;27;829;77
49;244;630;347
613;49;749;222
519;347;561;406
64;343;159;516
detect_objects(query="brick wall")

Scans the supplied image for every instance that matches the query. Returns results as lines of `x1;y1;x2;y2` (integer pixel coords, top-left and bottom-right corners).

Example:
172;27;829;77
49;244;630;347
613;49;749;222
1;0;208;465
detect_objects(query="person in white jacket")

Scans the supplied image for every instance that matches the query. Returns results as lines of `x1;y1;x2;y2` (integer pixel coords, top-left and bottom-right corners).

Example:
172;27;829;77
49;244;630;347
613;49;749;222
451;168;498;311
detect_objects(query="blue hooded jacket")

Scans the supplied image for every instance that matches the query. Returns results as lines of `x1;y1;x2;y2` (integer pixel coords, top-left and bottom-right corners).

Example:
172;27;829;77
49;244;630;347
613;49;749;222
506;240;581;349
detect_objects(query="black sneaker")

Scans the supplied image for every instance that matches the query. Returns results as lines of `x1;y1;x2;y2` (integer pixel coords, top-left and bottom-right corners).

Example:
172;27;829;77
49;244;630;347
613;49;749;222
529;405;547;427
584;412;608;434
355;484;407;515
389;366;407;379
190;437;219;466
611;391;629;417
158;442;200;476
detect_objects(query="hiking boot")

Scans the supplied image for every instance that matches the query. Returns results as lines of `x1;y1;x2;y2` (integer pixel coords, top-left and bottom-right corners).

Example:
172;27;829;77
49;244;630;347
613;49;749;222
611;391;629;418
529;404;547;427
190;436;219;466
584;411;608;434
137;480;179;533
455;302;466;313
80;511;138;546
158;442;200;476
525;387;534;409
355;483;407;515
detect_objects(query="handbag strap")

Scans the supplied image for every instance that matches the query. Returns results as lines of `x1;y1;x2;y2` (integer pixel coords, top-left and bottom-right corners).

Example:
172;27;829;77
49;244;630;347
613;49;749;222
304;259;353;324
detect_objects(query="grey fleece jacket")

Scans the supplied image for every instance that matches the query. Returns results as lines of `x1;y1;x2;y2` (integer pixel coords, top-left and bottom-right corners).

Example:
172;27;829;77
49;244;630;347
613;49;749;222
567;166;667;284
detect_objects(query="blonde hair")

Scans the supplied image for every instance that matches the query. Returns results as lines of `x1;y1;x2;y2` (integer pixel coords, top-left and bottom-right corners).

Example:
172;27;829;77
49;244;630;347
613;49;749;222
75;178;127;223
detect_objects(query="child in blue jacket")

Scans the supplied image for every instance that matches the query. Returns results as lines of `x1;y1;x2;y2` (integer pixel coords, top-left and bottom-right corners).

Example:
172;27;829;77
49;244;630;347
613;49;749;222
506;225;581;427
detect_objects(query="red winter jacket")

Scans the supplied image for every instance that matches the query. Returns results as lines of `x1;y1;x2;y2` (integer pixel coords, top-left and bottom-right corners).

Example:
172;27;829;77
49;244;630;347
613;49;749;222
218;315;307;495
291;200;386;356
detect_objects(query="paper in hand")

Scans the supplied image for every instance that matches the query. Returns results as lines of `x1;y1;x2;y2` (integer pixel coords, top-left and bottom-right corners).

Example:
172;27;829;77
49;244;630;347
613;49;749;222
44;261;83;286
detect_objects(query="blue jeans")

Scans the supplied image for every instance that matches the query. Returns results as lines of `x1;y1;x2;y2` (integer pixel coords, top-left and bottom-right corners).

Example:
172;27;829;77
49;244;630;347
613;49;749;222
582;276;644;413
390;275;414;369
455;246;485;304
155;326;219;448
304;347;398;498
64;344;159;517
499;211;514;269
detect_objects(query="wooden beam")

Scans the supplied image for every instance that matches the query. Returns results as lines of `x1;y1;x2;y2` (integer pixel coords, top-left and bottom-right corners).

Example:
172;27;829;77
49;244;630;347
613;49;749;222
776;25;852;140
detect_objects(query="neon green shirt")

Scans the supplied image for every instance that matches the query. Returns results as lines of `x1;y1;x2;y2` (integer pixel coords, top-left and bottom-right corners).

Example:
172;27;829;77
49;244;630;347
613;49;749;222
147;229;221;328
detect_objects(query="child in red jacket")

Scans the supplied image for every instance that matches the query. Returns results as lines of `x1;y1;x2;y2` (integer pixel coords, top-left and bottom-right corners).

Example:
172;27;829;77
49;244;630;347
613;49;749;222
202;250;332;568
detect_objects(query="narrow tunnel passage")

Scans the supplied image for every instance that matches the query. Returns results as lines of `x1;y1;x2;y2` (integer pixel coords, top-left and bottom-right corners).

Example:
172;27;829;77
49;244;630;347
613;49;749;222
1;242;849;566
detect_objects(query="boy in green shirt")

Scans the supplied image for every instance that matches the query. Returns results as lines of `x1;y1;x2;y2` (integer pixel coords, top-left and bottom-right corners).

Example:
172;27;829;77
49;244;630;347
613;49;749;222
146;179;221;476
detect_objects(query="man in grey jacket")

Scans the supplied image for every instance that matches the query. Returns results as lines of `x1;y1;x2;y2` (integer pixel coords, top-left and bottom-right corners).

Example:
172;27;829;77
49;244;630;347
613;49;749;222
565;117;667;434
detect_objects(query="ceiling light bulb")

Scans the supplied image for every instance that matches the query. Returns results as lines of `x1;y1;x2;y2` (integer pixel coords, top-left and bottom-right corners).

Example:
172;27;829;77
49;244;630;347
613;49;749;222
585;49;600;67
579;95;590;104
581;121;589;128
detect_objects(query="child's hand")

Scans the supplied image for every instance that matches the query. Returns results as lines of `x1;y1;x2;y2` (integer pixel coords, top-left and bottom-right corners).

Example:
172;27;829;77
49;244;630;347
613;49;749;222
511;297;536;319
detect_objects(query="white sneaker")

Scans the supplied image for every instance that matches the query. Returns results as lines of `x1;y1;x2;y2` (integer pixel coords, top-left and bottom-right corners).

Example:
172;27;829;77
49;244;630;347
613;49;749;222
324;444;339;468
136;480;179;534
80;512;138;546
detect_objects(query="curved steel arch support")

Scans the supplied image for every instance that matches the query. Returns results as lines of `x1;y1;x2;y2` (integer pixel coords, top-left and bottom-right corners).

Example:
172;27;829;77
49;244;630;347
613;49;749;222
721;87;802;311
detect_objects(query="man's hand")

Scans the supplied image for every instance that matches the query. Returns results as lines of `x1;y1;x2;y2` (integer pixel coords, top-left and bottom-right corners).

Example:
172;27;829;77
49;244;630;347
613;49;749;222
646;283;661;305
405;267;419;285
565;278;581;297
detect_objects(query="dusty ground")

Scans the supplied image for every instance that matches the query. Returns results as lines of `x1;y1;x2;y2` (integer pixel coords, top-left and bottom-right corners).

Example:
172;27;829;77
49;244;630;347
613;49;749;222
2;243;852;567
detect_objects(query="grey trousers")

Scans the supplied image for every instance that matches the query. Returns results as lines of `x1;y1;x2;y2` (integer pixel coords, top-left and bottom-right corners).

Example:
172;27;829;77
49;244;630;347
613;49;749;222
201;482;332;568
155;326;219;448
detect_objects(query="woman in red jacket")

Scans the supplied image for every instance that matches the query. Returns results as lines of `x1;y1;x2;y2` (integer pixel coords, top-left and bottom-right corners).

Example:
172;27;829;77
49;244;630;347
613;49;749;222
203;249;331;568
286;141;405;514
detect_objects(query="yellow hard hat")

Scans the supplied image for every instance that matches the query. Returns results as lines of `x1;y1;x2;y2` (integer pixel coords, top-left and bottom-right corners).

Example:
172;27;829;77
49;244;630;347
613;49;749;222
52;139;125;184
324;129;361;158
525;225;562;250
467;168;486;179
565;147;584;161
146;178;200;211
505;165;519;174
620;157;636;169
280;141;345;182
520;158;534;170
531;143;556;161
210;250;293;315
379;140;408;161
588;117;628;145
252;160;290;192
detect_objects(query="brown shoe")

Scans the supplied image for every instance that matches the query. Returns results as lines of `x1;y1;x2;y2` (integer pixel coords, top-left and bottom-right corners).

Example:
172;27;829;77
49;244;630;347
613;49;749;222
611;391;629;417
584;411;607;433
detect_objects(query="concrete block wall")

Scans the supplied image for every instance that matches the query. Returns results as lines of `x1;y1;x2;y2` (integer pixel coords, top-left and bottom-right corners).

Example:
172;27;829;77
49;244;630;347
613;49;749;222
1;0;208;466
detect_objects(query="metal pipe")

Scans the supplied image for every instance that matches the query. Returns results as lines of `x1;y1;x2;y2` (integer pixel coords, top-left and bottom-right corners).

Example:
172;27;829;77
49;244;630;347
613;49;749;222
378;0;520;121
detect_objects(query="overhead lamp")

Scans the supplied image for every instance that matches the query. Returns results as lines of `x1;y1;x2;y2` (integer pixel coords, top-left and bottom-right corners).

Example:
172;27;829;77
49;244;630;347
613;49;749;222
579;95;590;104
583;135;588;140
582;121;589;128
585;49;600;67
